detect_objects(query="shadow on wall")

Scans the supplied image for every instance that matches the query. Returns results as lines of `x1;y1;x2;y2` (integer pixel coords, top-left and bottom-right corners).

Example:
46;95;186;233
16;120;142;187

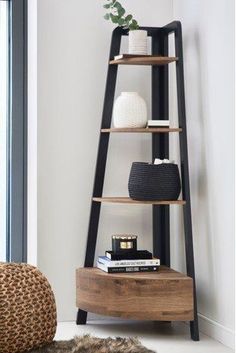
183;29;218;319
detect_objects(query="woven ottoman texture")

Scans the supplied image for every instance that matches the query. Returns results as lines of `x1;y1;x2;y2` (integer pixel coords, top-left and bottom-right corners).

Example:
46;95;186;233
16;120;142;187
0;262;57;353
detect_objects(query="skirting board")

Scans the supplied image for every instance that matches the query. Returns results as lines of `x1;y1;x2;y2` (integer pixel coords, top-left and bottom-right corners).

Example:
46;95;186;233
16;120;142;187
88;313;235;349
198;313;235;350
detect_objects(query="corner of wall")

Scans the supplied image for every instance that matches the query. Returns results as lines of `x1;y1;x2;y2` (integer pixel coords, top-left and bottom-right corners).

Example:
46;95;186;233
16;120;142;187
198;314;235;349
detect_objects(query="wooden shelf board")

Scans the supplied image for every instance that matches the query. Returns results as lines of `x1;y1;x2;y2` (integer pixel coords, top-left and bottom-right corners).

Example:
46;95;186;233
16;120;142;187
110;56;178;66
76;266;194;321
77;266;190;280
93;197;186;205
101;127;182;133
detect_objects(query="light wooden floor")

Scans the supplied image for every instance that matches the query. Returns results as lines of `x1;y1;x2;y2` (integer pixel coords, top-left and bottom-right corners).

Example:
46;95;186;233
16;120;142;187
55;321;233;353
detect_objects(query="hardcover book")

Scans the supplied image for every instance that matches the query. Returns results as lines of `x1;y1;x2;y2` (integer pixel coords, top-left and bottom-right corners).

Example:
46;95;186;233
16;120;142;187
147;120;170;127
98;256;160;267
105;250;153;261
97;261;158;273
114;54;152;60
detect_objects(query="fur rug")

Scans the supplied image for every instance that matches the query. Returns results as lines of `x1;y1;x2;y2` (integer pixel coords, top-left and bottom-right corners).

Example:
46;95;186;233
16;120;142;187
28;335;156;353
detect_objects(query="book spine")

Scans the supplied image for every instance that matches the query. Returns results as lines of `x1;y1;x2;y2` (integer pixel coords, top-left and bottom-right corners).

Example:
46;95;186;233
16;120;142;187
147;120;170;127
147;123;170;127
98;257;160;267
105;252;153;260
107;266;158;273
97;261;158;273
105;253;112;259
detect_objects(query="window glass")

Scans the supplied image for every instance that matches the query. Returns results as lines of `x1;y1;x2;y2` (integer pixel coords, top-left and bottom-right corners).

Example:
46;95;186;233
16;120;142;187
0;1;9;261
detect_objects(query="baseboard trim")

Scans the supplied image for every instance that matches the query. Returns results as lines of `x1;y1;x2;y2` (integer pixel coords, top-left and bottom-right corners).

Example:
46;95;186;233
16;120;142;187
198;313;235;349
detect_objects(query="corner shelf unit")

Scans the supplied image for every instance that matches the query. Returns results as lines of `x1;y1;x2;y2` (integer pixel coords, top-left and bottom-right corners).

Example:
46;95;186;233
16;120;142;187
76;21;199;341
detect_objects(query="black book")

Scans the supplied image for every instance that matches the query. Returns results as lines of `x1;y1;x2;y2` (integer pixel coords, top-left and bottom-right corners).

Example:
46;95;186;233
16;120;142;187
105;250;153;261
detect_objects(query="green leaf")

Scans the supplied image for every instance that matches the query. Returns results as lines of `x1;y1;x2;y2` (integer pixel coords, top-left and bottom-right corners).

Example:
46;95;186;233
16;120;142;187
130;19;139;30
113;1;122;11
125;14;132;22
118;7;125;17
118;18;125;26
110;14;119;23
129;19;139;30
103;4;111;8
104;13;110;20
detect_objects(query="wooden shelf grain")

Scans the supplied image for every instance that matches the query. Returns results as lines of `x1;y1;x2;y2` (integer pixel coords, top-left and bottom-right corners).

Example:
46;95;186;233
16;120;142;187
76;266;194;321
93;197;186;205
101;127;182;133
110;56;178;66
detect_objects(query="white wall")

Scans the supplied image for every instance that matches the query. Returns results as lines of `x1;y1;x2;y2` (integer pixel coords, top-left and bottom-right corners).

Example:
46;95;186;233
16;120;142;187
37;0;173;322
173;0;235;348
28;0;37;266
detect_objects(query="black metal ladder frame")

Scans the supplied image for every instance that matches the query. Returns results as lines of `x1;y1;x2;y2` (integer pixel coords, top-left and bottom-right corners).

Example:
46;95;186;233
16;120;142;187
76;21;199;341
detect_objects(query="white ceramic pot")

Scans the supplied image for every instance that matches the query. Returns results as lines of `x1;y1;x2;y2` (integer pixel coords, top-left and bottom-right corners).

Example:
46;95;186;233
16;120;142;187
128;30;148;55
113;92;147;128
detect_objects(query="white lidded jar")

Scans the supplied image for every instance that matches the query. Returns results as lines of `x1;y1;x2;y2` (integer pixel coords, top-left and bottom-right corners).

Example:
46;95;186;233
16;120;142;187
113;92;147;128
128;30;148;55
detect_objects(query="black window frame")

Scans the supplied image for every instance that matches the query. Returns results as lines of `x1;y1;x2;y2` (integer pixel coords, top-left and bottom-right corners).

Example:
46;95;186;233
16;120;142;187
6;0;28;262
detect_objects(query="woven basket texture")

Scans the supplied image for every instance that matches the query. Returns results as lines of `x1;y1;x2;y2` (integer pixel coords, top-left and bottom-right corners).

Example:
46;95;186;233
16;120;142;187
128;162;181;201
0;262;57;353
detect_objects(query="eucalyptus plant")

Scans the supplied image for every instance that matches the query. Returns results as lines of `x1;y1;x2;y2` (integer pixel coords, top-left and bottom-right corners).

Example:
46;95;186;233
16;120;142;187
103;0;139;30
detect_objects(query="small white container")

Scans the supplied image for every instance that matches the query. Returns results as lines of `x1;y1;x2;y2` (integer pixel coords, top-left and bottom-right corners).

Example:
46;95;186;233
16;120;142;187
113;92;147;128
128;30;148;55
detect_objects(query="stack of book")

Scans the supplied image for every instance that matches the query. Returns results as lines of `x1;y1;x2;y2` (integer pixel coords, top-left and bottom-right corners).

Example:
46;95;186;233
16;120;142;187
97;250;160;273
114;54;151;61
147;119;170;127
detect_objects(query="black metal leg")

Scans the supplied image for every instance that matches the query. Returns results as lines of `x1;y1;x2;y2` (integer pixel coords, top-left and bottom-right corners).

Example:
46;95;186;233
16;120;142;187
152;31;170;266
174;22;199;341
190;316;200;341
76;28;122;324
153;205;170;266
76;309;87;325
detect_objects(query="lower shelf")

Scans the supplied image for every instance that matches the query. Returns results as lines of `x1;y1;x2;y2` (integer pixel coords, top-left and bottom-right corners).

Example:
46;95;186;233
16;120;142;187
76;266;194;321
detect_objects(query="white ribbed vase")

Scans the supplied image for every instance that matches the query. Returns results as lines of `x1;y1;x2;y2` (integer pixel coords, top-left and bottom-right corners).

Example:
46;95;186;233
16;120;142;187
128;30;148;55
113;92;147;128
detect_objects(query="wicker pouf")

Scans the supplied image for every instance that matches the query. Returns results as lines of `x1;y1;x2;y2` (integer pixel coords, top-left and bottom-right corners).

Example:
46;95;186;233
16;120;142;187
0;263;57;353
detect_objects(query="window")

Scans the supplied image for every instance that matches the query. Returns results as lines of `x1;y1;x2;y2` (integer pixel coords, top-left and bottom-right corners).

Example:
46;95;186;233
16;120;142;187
0;1;9;261
0;0;27;262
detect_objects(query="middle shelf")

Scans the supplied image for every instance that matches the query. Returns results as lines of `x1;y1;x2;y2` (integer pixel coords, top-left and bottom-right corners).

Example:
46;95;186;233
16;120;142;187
93;197;186;205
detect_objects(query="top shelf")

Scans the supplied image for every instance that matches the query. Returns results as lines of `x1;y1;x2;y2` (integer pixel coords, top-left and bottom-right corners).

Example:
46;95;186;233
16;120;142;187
110;56;178;66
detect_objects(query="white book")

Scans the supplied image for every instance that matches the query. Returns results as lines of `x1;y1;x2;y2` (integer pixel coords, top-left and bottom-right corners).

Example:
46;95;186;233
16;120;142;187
114;54;151;60
98;256;160;267
97;261;159;274
148;120;170;127
97;261;109;273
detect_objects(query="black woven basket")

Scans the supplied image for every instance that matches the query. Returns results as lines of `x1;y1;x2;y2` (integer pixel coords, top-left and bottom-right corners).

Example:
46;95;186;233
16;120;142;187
128;162;181;201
